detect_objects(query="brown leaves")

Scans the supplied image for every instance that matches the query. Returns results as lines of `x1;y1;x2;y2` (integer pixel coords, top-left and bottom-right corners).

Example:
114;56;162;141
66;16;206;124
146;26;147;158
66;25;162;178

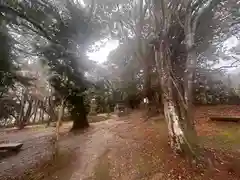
2;108;240;180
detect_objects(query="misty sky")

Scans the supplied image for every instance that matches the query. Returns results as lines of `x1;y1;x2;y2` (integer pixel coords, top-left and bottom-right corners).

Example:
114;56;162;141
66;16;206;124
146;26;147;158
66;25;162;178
87;39;119;63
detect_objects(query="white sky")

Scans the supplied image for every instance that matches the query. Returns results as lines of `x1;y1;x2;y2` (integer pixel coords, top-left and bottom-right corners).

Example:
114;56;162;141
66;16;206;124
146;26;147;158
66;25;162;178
87;35;239;67
87;40;119;63
223;36;238;51
214;36;240;72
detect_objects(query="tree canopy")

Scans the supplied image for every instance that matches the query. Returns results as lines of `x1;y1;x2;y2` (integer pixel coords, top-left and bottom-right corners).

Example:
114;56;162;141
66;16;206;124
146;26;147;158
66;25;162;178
0;0;100;129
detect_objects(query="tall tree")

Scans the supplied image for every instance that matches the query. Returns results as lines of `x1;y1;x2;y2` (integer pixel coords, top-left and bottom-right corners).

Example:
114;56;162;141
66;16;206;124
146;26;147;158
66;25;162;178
151;0;239;156
93;0;239;156
0;0;97;130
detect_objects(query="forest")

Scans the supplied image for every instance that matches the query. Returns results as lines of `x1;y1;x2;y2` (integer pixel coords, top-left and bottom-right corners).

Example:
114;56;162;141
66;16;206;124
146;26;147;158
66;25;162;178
0;0;240;179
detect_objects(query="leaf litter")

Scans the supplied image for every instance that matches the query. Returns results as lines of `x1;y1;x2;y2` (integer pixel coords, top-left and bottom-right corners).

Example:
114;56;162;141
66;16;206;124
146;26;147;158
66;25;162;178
1;106;240;180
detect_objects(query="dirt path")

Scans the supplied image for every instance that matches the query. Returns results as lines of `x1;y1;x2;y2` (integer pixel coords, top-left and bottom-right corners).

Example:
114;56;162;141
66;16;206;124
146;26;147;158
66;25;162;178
43;118;128;180
0;124;73;180
0;115;127;180
2;109;240;180
44;111;240;180
43;112;167;180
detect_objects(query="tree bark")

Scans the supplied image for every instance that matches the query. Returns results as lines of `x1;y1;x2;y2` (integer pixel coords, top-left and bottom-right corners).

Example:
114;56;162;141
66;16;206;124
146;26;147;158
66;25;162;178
56;99;65;141
17;89;27;129
71;112;89;130
162;86;198;156
40;103;45;124
71;96;89;131
23;98;33;124
32;100;39;124
44;97;57;126
154;40;198;157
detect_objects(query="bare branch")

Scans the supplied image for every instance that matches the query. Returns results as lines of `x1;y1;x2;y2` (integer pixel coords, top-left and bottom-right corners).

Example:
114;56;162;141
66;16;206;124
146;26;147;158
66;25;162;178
88;0;96;21
160;0;166;29
232;20;240;26
174;0;184;28
193;0;220;35
0;5;53;42
13;46;37;56
214;58;240;71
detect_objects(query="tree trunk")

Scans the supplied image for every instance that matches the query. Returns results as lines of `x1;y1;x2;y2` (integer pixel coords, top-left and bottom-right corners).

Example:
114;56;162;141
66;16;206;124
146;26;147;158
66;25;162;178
32;100;39;124
71;96;89;131
144;66;153;100
17;89;27;129
40;104;44;123
71;113;89;130
154;42;198;157
41;97;56;126
71;114;89;130
23;99;33;125
162;91;198;156
41;109;45;124
56;99;65;141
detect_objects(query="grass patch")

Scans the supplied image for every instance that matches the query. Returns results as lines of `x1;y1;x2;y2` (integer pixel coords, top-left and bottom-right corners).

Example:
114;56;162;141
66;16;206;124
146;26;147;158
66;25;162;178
200;123;240;151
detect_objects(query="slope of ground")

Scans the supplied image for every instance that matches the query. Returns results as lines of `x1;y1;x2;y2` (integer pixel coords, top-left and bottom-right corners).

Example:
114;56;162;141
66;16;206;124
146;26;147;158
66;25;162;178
91;110;240;180
0;114;112;180
1;106;240;180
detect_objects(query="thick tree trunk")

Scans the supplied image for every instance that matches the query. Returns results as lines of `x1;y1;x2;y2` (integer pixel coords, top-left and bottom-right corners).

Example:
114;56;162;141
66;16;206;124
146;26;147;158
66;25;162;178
143;65;155;103
71;96;89;131
154;42;198;157
163;99;184;151
71;113;89;130
162;94;198;156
